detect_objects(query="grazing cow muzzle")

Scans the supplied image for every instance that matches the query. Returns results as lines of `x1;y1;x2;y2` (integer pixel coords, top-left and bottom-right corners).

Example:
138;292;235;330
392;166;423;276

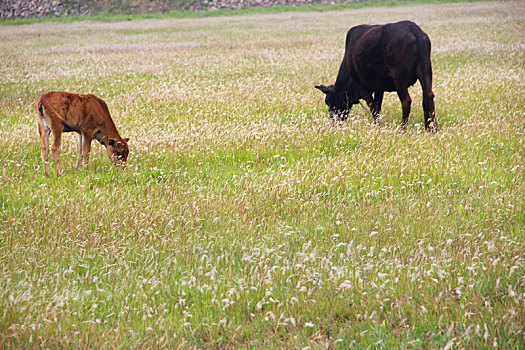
329;107;350;121
107;138;129;166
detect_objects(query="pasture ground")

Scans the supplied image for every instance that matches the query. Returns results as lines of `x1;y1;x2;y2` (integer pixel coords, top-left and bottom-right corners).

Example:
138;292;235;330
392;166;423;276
1;1;524;348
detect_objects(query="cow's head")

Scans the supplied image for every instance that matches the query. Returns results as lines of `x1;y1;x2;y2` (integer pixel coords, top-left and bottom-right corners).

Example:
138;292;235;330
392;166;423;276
315;84;349;119
107;137;130;165
315;84;356;120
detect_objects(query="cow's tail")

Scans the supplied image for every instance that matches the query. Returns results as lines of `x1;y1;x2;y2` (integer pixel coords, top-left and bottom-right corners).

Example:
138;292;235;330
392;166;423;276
411;24;437;131
411;25;432;95
37;98;73;131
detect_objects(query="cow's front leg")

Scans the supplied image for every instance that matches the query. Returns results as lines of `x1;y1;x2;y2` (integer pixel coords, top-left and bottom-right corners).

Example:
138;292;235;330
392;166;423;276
397;88;412;131
362;94;377;125
370;91;384;125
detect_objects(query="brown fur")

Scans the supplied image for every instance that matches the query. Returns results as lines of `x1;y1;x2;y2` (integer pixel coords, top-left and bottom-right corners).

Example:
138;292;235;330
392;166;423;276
36;91;129;177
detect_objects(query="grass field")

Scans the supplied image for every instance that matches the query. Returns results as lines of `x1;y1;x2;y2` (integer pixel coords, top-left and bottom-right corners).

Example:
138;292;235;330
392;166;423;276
1;1;524;348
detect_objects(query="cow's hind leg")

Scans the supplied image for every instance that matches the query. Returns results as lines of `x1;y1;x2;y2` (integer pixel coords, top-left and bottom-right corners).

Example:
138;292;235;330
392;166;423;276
37;121;51;177
430;97;438;132
397;88;412;131
419;74;437;132
418;70;438;132
422;90;437;132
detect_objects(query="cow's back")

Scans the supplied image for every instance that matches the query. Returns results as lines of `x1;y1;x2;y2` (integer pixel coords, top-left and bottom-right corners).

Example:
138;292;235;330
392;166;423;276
346;21;424;92
345;24;379;50
40;92;101;130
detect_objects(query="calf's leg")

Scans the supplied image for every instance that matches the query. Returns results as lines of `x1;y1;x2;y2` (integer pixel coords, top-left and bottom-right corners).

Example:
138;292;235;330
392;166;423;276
76;133;84;168
82;135;92;166
37;121;51;177
51;130;62;176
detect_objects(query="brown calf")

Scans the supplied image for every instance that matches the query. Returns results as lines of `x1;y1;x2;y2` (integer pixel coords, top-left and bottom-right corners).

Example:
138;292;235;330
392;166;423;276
36;91;129;177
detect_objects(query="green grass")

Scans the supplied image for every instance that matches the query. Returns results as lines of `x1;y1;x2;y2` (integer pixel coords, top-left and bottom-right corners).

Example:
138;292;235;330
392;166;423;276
1;1;524;348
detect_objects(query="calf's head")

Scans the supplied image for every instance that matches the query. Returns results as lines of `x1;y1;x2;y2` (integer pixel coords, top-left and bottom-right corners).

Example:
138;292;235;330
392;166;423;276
315;84;354;120
107;138;130;165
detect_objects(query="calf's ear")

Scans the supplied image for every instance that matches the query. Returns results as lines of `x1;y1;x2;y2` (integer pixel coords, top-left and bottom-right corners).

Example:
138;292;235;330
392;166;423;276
315;85;331;94
123;138;130;142
108;138;116;146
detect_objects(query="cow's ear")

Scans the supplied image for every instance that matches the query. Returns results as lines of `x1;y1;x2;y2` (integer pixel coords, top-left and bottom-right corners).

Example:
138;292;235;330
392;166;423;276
108;138;116;146
315;84;331;94
123;138;130;142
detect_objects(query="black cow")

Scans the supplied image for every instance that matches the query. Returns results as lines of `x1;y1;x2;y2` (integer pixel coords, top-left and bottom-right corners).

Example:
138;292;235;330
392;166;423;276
316;20;438;131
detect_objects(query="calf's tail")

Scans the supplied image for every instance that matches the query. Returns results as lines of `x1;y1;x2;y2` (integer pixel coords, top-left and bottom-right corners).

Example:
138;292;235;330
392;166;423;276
37;101;44;117
37;98;74;132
